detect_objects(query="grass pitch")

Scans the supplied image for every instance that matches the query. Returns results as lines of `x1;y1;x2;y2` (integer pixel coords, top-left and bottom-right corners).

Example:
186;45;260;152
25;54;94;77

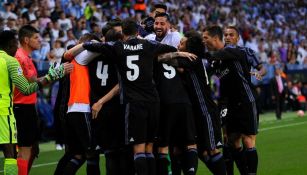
1;111;307;175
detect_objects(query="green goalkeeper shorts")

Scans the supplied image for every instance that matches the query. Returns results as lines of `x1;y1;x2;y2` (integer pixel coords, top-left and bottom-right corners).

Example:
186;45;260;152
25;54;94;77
0;115;17;144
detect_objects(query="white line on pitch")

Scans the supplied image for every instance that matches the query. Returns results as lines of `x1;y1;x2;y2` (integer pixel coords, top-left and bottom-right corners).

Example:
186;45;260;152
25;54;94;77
259;121;307;131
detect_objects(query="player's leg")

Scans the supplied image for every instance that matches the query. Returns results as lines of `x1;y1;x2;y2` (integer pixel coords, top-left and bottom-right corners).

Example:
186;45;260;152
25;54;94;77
157;105;172;175
242;135;257;175
14;104;39;175
127;102;150;175
62;112;87;174
146;102;160;175
228;133;247;175
180;105;198;175
241;102;259;175
0;114;18;175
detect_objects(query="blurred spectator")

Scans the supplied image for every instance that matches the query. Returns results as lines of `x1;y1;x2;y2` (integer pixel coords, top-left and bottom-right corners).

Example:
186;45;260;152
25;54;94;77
270;66;287;119
48;39;65;67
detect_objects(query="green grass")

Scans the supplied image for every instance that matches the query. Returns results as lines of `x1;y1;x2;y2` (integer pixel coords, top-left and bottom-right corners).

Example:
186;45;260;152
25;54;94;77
1;112;307;175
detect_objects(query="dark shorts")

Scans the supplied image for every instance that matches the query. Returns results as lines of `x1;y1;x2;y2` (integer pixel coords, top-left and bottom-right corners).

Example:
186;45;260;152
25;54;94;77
125;101;159;145
226;101;259;135
66;112;96;155
158;103;196;147
13;104;39;147
94;103;125;150
193;105;223;152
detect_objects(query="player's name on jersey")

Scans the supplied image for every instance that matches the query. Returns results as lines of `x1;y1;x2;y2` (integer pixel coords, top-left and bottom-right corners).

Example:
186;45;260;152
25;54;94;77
124;44;143;51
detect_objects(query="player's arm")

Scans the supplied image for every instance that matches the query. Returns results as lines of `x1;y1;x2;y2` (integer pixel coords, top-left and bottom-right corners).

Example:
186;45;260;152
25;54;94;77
63;43;84;61
158;52;198;68
245;47;267;80
152;42;178;56
208;47;242;61
8;58;73;95
8;57;39;95
91;84;120;119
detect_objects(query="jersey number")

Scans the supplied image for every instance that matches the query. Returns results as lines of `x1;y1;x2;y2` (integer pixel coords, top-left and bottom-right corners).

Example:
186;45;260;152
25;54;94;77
127;55;139;81
162;63;176;79
96;61;109;86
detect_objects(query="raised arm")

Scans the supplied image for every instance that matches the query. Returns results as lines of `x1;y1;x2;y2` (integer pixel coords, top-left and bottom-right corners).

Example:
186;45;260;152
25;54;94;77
63;43;84;61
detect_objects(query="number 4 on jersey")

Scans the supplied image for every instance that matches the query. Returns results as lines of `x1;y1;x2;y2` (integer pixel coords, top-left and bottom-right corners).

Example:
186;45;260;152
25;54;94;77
96;61;109;86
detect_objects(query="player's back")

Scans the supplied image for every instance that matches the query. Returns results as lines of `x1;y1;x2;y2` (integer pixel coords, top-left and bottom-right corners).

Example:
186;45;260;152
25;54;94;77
115;38;176;103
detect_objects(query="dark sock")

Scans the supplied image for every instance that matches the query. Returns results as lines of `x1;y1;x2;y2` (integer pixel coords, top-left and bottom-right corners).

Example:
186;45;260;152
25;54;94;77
105;151;120;175
210;153;226;175
134;153;148;175
86;155;100;175
223;145;234;175
233;147;247;175
170;152;183;175
157;153;169;175
54;152;73;175
199;154;214;173
63;158;85;175
183;148;198;175
245;148;258;175
146;153;156;175
120;148;135;175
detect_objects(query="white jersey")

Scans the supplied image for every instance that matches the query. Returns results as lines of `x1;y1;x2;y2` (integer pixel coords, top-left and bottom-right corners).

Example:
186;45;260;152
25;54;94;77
145;30;182;48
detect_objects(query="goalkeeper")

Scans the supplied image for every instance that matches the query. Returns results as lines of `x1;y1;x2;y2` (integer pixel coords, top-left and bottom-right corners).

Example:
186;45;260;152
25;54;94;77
0;29;73;175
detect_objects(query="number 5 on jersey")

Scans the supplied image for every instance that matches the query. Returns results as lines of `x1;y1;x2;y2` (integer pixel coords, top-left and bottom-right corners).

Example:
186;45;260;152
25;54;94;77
96;61;109;86
127;55;139;81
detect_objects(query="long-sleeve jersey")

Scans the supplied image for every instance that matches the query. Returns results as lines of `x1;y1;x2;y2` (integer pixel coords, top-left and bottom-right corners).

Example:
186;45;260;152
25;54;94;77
0;50;39;115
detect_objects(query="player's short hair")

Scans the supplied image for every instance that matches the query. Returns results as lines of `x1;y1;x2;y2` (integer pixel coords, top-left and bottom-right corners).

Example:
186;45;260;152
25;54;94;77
154;12;170;22
0;30;16;50
122;18;138;36
185;30;204;58
226;26;240;36
102;18;123;36
79;33;101;43
203;25;223;41
107;18;122;27
105;29;123;42
154;3;167;12
18;25;39;43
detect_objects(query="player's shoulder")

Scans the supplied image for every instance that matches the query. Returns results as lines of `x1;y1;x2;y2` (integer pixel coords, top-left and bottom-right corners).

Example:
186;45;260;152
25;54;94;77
144;33;156;41
239;46;256;56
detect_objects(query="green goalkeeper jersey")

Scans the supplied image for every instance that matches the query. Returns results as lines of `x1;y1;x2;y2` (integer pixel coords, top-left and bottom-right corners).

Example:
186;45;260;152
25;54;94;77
0;50;39;115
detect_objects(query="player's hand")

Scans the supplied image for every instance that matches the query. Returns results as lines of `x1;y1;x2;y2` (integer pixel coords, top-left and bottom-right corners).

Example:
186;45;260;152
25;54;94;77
46;63;73;81
250;71;263;80
63;62;74;75
92;102;103;119
178;52;197;61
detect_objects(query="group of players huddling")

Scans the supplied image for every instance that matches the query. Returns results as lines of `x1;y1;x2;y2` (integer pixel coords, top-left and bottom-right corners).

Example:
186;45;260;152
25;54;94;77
52;3;265;175
0;3;265;175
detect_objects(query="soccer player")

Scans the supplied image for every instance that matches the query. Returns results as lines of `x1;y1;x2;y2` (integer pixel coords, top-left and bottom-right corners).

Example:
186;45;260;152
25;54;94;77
59;33;106;175
0;30;71;175
65;18;178;175
145;12;198;175
203;26;260;175
158;31;226;175
67;29;134;175
13;25;72;175
223;26;266;175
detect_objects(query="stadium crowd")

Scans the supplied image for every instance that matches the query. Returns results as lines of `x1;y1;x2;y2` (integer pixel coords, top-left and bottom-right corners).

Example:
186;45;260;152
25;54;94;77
0;0;306;113
0;0;306;175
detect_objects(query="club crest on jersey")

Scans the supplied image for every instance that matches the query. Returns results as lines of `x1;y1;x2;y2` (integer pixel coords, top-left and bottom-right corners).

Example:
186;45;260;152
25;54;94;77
217;68;229;79
17;67;23;75
124;44;143;51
